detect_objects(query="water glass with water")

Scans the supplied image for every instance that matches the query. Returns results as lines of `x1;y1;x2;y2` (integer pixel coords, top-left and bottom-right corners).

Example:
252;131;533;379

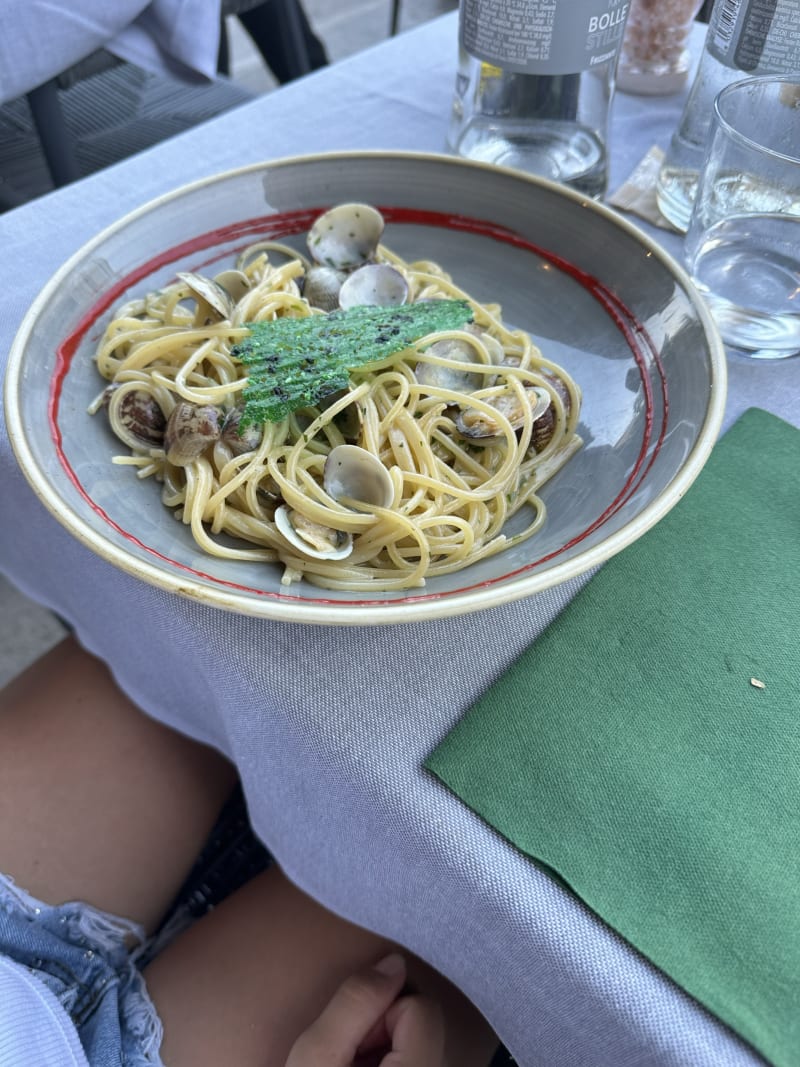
684;76;800;359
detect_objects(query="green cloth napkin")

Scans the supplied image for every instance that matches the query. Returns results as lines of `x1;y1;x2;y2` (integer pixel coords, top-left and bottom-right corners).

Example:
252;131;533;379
426;408;800;1067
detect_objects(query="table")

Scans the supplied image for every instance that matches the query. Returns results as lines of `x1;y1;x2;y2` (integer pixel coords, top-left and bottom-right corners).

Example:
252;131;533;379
1;14;797;1066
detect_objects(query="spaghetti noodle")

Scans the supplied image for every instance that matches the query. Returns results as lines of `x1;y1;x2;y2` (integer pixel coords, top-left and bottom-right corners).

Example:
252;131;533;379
90;205;582;591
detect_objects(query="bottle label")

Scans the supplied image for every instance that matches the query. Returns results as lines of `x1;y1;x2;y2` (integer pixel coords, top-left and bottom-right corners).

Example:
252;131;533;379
706;0;800;74
459;0;630;75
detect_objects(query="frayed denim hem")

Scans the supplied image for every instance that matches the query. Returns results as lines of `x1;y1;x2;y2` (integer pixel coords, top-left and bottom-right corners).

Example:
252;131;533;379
0;871;164;1066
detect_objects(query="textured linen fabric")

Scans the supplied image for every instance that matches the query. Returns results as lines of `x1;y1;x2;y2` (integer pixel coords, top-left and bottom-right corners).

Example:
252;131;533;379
1;15;798;1067
0;0;222;104
0;956;90;1067
427;409;800;1067
103;0;224;84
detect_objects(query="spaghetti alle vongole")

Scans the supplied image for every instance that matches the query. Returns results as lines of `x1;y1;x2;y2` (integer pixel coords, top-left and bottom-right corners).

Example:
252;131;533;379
90;203;582;591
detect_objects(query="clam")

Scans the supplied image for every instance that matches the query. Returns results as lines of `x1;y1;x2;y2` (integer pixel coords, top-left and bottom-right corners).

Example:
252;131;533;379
338;263;408;309
164;401;222;466
323;445;394;509
415;337;489;393
272;446;392;562
307;203;385;271
221;408;263;456
106;386;166;450
274;506;353;560
257;476;281;504
318;392;363;442
455;386;551;444
303;265;346;311
531;374;574;453
465;323;506;365
177;271;234;320
213;268;251;304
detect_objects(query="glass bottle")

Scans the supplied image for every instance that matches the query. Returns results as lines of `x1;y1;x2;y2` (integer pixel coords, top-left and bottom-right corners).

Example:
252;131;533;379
446;0;631;199
656;0;800;231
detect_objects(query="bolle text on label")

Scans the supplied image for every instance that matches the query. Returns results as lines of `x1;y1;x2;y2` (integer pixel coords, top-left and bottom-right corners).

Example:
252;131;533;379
586;2;629;51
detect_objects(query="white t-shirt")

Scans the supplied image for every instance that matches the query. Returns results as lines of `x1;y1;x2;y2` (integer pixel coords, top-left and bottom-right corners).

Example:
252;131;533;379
0;955;89;1067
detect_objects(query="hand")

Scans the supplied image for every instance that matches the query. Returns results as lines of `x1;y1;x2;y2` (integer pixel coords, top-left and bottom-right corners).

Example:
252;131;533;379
285;953;446;1067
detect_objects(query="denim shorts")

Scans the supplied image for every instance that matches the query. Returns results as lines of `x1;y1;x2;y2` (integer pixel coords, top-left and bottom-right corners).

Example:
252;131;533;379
0;872;164;1066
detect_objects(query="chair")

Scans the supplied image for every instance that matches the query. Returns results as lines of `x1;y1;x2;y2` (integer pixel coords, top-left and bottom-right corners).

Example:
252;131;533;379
231;0;328;83
25;52;116;187
20;0;320;192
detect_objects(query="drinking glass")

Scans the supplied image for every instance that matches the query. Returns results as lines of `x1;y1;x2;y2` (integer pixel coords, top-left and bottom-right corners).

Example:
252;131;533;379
684;76;800;360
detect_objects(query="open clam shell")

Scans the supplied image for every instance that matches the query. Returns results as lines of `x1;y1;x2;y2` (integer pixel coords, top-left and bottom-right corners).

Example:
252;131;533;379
104;385;166;451
323;444;394;509
274;505;353;560
221;408;263;456
307;203;385;271
337;264;408;309
415;336;491;393
531;373;575;453
164;401;222;466
213;268;251;304
455;386;552;443
177;271;234;320
303;265;346;311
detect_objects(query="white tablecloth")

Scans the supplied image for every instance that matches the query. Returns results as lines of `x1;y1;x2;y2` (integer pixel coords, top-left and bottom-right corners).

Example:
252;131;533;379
1;15;796;1066
0;0;222;104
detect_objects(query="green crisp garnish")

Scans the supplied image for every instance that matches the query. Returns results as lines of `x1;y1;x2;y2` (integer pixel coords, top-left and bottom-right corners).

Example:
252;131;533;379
234;300;473;425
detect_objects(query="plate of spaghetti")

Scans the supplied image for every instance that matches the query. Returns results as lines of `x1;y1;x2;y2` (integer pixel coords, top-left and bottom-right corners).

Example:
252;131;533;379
4;151;726;625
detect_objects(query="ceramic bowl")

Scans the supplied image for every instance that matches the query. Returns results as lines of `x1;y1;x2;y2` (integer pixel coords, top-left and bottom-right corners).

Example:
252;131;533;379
4;151;727;624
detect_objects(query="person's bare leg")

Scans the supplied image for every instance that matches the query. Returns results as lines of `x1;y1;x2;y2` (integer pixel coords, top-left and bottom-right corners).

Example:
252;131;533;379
0;635;497;1064
145;865;499;1067
0;634;236;932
